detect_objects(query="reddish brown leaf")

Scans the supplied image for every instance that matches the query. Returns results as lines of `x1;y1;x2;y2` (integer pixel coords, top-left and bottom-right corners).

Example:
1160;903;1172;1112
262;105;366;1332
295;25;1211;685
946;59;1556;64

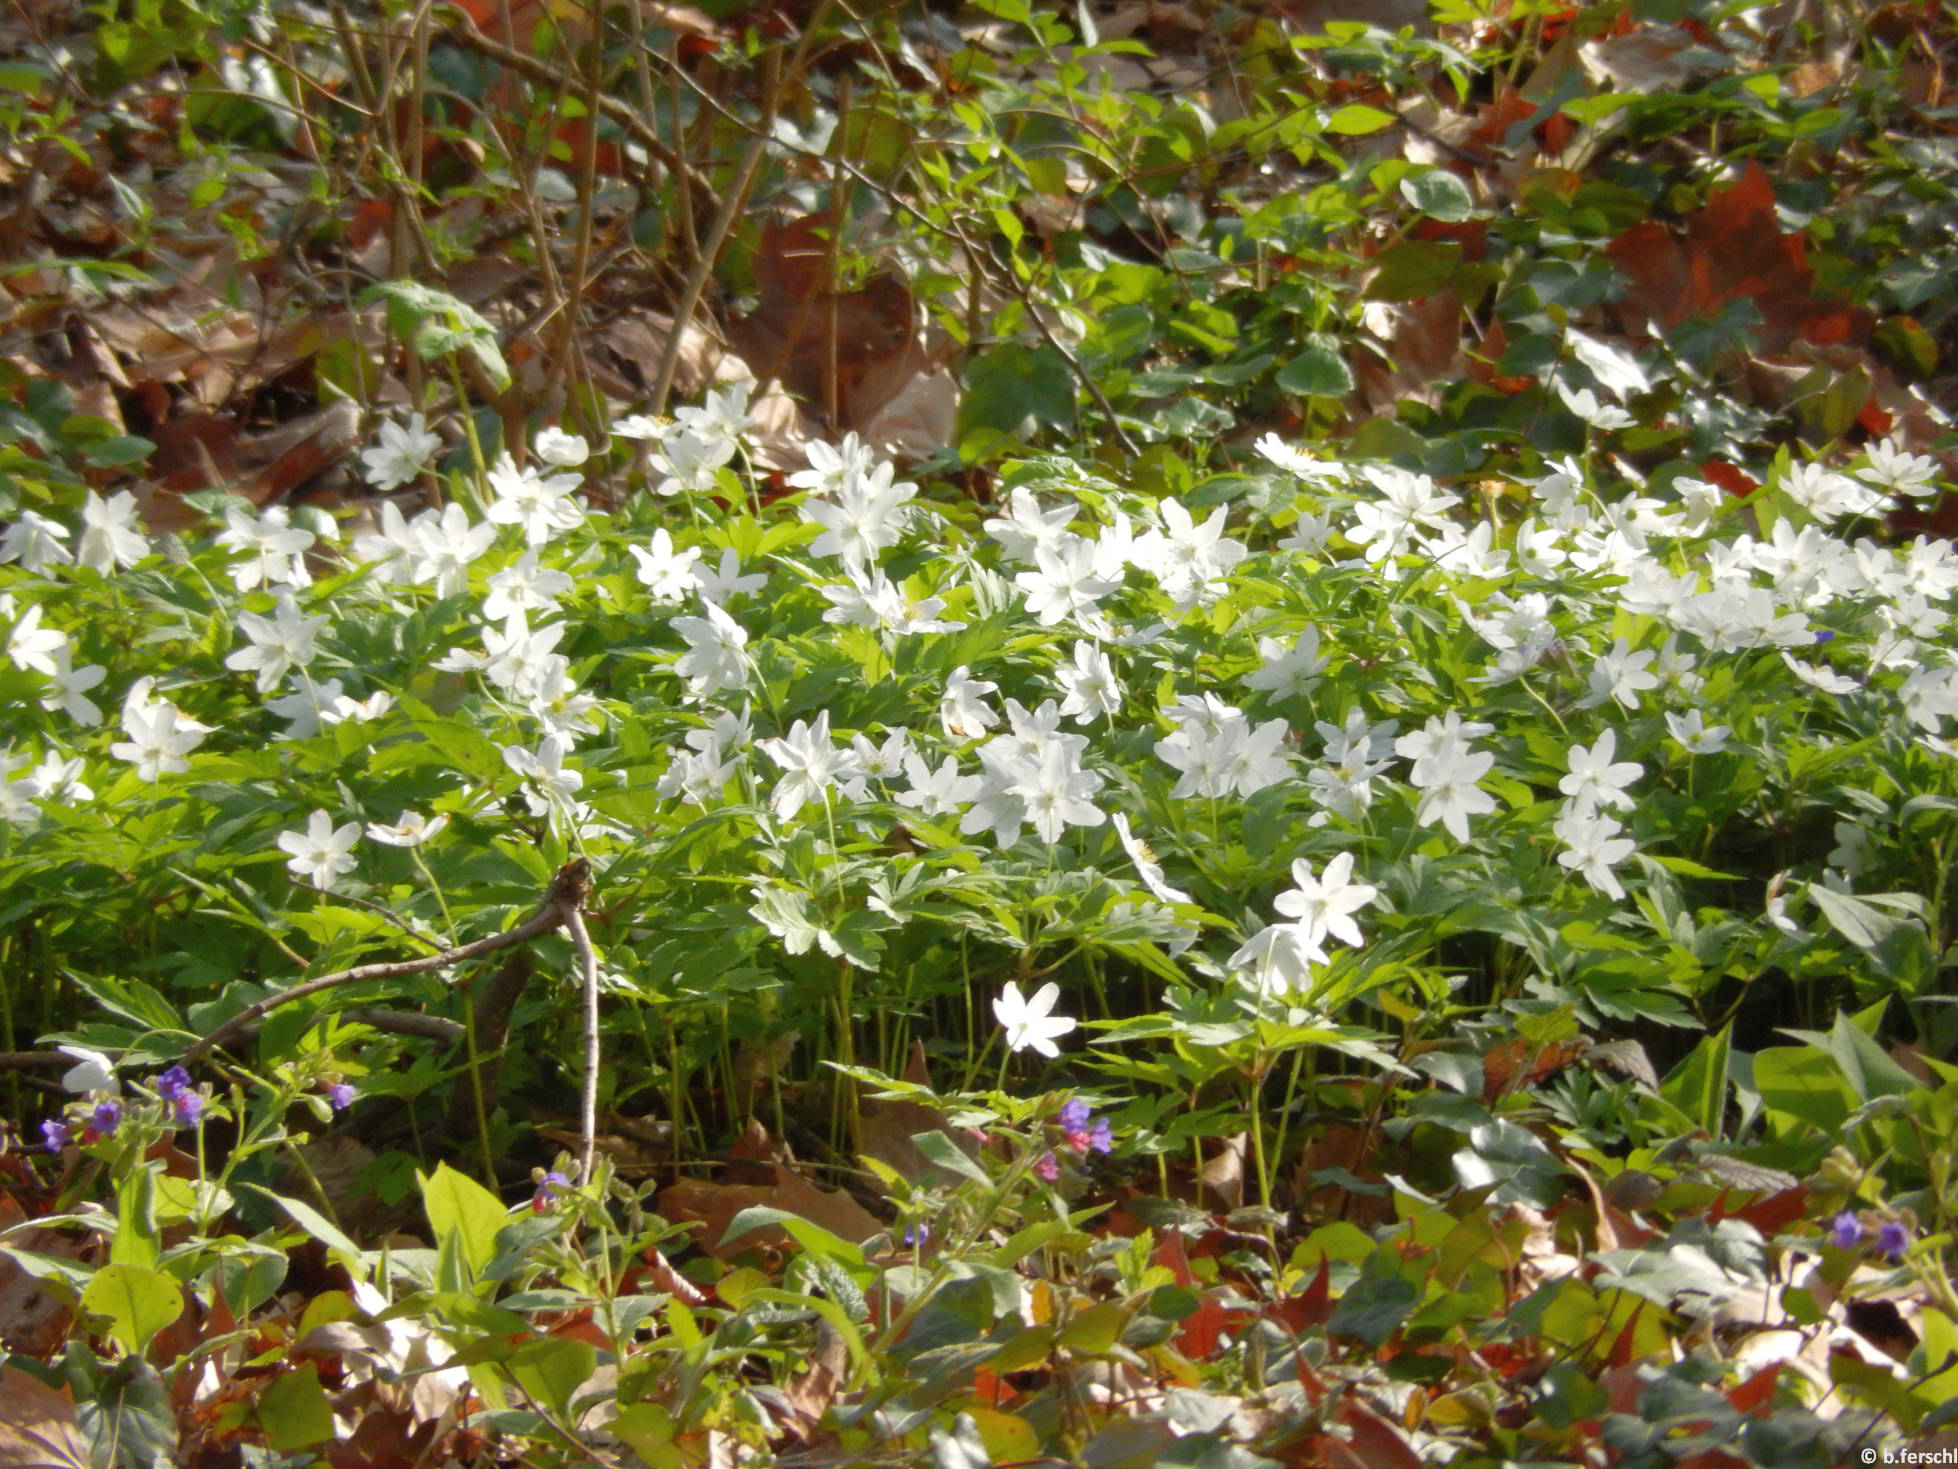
1606;163;1872;352
1716;1185;1809;1236
1266;1257;1332;1334
1316;1398;1423;1469
1725;1362;1780;1416
1152;1229;1198;1288
1699;459;1759;498
725;213;937;437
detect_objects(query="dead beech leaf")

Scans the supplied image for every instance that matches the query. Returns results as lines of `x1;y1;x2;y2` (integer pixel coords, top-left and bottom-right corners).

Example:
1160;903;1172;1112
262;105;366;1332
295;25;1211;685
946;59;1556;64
729;1115;792;1167
1579;28;1720;93
1606;162;1872;352
638;1246;707;1308
856;365;959;460
857;1095;972;1188
0;1368;91;1469
659;1164;881;1259
1354;290;1465;417
724;214;933;437
600;310;725;404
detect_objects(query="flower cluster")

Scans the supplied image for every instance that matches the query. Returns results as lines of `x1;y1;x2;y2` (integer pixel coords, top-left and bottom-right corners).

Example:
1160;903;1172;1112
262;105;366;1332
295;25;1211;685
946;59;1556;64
1033;1100;1114;1182
39;1048;209;1152
1829;1210;1913;1260
5;383;1958;1164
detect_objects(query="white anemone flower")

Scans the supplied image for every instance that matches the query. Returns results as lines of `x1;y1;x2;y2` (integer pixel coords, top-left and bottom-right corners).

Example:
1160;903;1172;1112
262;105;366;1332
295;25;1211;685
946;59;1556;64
993;980;1077;1058
278;809;362;887
365;810;450;847
58;1045;119;1095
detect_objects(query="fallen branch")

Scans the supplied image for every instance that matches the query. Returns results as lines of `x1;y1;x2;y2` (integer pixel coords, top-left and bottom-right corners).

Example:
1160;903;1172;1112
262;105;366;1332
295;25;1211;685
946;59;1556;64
186;860;592;1064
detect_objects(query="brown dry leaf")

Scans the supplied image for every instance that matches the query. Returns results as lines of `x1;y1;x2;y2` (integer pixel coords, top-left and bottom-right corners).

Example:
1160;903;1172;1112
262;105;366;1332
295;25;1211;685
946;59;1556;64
138;401;361;534
1290;1122;1394;1224
856;1046;975;1188
0;1368;91;1469
1197;1133;1248;1211
856;364;959;461
0;1199;91;1357
776;1315;848;1441
729;1115;792;1167
638;1246;707;1309
1354;290;1466;417
659;1164;882;1259
1307;1396;1424;1469
1579;28;1720;92
857;1097;968;1188
724;214;934;437
599;310;726;405
1606;162;1872;352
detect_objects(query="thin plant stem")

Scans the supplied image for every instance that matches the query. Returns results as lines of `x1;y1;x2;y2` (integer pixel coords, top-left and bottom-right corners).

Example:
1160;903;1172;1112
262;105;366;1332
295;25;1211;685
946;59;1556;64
566;902;601;1185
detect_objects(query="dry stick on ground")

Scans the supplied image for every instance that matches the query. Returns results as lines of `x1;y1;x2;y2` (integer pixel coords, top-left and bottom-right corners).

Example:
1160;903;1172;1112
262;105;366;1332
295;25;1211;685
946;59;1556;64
184;859;593;1067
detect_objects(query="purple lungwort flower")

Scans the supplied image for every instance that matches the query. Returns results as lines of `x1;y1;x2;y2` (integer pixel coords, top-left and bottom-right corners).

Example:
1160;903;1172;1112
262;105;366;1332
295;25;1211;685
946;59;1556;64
88;1099;122;1140
172;1091;204;1126
1033;1151;1060;1183
153;1065;192;1100
531;1170;571;1213
1830;1211;1864;1250
1058;1099;1113;1156
1877;1220;1911;1259
41;1119;71;1153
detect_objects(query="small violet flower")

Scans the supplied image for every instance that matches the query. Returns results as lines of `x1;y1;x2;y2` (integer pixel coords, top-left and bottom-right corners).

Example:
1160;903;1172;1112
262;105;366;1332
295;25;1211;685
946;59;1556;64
154;1066;203;1125
532;1170;571;1213
1033;1151;1060;1183
41;1119;71;1153
87;1099;122;1141
1830;1211;1863;1250
326;1082;355;1111
1877;1220;1911;1259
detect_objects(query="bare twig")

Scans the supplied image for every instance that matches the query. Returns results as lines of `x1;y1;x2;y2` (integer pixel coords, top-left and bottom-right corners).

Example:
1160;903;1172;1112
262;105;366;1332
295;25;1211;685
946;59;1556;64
565;905;600;1184
633;34;1142;453
0;1052;68;1070
341;1009;467;1044
186;860;592;1064
434;10;719;205
648;43;780;418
